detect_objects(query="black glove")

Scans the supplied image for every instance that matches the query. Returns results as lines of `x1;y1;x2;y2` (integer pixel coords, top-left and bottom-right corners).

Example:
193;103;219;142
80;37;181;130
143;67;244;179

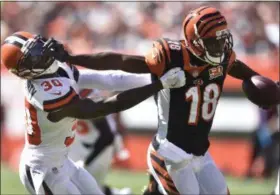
42;38;70;62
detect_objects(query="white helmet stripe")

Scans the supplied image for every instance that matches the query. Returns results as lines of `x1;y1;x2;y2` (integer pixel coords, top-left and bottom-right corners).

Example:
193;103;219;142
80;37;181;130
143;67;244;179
194;23;200;38
5;35;27;46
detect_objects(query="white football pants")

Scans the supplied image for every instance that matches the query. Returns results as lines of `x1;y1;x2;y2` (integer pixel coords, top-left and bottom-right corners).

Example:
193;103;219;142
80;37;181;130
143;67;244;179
147;138;228;195
19;157;104;195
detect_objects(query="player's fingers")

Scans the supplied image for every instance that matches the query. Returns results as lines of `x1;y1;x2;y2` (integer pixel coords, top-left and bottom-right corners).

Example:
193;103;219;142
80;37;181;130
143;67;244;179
168;67;181;75
172;67;181;73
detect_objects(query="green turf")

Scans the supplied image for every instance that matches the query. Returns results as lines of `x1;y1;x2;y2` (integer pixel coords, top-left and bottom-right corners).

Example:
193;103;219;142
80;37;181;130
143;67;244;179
1;163;27;194
1;163;277;194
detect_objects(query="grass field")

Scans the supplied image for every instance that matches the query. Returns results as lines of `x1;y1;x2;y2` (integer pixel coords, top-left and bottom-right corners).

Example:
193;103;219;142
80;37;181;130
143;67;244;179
1;163;276;194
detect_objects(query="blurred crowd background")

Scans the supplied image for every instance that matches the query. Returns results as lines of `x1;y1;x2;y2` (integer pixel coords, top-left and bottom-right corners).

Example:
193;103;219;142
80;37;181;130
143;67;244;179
1;1;279;180
1;1;279;56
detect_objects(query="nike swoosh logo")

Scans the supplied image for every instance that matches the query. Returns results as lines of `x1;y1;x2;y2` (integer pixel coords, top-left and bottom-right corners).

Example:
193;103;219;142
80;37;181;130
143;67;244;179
50;91;62;95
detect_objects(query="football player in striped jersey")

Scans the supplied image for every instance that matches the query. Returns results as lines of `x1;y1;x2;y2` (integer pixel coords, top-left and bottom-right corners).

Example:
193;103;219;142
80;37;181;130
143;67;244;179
46;6;279;195
1;31;186;195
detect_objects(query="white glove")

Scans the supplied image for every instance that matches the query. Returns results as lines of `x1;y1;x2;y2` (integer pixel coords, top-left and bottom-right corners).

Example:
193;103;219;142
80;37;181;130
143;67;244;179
160;67;186;89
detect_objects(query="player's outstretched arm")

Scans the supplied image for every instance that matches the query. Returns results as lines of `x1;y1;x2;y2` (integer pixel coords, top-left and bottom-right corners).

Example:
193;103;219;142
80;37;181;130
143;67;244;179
69;52;150;74
47;68;185;122
42;38;149;73
47;81;161;122
228;59;259;80
77;69;152;91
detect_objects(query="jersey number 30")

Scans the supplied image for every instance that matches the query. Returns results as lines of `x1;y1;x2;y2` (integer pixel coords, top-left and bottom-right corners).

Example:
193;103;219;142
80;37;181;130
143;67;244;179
186;83;220;125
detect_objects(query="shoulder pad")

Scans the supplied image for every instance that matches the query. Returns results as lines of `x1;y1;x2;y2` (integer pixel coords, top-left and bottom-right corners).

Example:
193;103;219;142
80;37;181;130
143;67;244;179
145;38;174;76
58;62;80;82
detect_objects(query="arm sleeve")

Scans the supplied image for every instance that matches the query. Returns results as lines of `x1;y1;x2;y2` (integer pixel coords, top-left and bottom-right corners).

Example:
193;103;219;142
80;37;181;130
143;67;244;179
77;69;152;91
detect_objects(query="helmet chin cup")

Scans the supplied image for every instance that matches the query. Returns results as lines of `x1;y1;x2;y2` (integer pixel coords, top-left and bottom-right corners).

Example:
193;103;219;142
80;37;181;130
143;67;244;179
204;51;225;66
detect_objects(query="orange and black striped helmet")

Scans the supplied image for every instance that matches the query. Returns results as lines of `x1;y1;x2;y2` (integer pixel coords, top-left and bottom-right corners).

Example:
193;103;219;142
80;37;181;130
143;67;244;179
1;31;56;79
182;6;233;65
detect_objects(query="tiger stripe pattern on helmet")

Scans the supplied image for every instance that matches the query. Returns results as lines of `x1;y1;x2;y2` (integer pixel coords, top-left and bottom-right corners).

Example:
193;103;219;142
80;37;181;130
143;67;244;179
182;6;233;65
197;12;226;37
188;7;227;38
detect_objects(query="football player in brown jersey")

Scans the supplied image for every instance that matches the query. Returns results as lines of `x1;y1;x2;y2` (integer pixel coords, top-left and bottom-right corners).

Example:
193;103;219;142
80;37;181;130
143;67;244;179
46;6;279;195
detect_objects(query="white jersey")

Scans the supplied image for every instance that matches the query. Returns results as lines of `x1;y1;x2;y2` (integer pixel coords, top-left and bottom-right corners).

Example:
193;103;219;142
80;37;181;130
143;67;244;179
21;61;152;168
22;62;79;168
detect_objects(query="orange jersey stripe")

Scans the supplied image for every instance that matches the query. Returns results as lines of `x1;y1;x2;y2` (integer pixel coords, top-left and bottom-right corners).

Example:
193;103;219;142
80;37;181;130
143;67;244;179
25;99;42;145
43;90;77;111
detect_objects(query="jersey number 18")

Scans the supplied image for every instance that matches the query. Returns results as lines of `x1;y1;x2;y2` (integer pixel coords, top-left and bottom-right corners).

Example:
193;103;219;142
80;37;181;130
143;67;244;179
185;83;221;125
